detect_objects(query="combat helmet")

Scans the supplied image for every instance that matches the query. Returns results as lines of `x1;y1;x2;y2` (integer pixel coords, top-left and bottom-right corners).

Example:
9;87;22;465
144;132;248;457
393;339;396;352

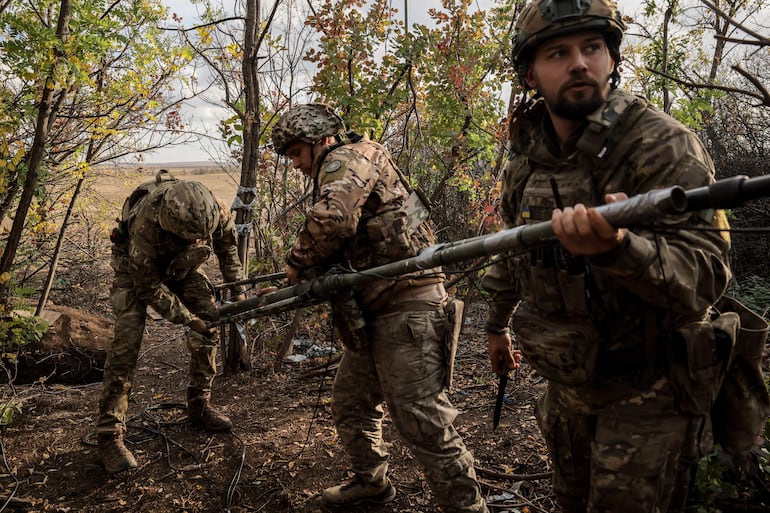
271;103;344;155
513;0;625;86
158;181;218;241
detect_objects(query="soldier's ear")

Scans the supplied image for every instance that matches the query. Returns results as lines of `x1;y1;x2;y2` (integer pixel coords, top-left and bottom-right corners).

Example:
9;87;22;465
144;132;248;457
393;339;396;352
525;67;537;90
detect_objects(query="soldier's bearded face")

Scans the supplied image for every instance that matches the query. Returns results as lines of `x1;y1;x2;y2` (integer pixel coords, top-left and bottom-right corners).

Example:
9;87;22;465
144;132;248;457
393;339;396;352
527;31;614;121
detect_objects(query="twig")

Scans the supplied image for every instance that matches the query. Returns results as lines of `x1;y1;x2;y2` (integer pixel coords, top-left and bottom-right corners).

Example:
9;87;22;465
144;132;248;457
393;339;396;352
478;478;550;513
475;465;552;482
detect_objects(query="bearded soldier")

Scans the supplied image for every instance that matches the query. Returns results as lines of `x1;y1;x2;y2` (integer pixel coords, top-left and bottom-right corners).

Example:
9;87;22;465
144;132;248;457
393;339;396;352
271;103;488;512
482;1;731;512
96;175;245;474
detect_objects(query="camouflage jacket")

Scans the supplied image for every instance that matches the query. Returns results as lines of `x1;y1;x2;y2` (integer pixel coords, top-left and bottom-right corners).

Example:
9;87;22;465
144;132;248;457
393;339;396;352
482;89;731;376
114;182;243;325
287;136;441;309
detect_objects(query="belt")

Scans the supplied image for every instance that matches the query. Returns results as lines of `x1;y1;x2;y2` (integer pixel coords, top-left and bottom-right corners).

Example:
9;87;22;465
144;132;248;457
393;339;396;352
377;300;444;316
374;282;447;316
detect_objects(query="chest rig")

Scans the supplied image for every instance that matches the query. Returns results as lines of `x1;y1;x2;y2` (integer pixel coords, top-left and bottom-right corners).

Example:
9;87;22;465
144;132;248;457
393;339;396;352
514;92;648;317
507;93;651;386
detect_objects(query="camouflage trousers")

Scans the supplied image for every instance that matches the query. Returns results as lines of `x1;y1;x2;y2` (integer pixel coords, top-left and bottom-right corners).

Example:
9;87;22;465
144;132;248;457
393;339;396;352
96;270;219;435
535;377;703;513
331;308;487;513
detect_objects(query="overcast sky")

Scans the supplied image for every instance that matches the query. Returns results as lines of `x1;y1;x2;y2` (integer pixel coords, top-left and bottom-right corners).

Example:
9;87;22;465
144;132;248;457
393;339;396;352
146;0;641;163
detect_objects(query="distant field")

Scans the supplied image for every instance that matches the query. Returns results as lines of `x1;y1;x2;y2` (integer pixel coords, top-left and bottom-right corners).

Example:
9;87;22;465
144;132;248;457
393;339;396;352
92;165;242;206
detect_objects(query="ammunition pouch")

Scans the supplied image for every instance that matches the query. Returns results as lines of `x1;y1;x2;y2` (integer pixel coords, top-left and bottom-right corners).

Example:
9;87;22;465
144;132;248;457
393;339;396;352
512;309;600;386
165;244;212;281
332;293;369;351
365;208;418;262
523;264;592;316
667;317;732;416
442;298;464;390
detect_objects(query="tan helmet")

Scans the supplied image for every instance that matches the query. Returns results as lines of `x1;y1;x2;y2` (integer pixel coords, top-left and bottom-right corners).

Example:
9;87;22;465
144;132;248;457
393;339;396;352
271;103;345;155
513;0;625;75
157;181;218;240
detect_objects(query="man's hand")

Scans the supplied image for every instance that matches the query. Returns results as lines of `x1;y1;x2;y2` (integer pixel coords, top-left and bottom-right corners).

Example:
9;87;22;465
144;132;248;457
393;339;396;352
488;331;522;376
285;264;302;283
188;317;216;337
256;286;278;296
551;193;629;256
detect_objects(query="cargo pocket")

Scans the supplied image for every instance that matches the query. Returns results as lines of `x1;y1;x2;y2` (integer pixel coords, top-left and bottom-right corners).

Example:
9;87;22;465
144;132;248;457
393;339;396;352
513;310;599;386
590;417;686;513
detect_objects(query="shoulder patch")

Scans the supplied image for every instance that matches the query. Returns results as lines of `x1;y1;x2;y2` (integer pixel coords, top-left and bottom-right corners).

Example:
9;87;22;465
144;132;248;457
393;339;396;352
325;160;342;173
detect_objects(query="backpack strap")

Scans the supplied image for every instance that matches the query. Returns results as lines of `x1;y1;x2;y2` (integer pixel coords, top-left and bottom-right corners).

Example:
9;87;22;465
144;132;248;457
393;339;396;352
576;93;648;169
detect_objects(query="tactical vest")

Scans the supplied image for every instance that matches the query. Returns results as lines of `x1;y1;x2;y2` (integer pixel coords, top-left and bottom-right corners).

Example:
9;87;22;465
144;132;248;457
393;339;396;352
321;133;434;266
514;94;648;314
508;94;651;386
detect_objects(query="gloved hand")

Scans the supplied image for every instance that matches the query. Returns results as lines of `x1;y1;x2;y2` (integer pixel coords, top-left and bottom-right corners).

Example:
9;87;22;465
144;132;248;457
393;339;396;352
188;317;217;337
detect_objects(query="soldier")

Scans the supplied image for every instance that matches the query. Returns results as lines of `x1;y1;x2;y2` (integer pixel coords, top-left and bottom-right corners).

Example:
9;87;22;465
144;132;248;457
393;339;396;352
271;103;488;513
96;175;245;474
482;1;732;512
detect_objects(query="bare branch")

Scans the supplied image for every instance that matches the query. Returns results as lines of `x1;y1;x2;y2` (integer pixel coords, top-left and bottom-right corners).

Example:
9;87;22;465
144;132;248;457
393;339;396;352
700;0;770;45
159;16;246;32
732;64;770;106
646;66;770;107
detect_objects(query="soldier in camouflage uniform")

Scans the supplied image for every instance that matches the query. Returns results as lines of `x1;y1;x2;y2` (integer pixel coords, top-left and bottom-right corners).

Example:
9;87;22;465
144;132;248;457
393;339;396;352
96;176;245;474
482;1;732;512
271;103;488;512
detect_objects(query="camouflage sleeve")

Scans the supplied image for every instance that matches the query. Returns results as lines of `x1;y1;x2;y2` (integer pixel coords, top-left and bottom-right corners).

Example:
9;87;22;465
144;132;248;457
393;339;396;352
287;147;378;270
480;156;527;328
211;199;244;286
588;126;731;318
128;213;193;325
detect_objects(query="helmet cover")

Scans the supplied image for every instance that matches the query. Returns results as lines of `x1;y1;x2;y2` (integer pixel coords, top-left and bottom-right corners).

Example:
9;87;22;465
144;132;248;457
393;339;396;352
271;103;344;155
158;181;218;240
513;0;625;72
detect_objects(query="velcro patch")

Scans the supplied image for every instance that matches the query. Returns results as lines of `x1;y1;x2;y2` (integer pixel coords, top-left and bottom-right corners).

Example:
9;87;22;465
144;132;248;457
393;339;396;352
322;159;347;182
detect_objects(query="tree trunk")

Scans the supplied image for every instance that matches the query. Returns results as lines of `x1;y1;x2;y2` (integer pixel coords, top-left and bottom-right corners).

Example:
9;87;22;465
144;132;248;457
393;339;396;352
0;0;71;307
224;0;261;373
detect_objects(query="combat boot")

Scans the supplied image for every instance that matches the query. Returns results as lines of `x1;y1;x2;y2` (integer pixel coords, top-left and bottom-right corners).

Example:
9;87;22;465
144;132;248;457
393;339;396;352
97;432;138;474
321;476;396;506
187;390;232;432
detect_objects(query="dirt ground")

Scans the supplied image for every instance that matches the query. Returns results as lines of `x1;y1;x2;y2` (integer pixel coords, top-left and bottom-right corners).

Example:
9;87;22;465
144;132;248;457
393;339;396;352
0;270;558;513
5;282;770;513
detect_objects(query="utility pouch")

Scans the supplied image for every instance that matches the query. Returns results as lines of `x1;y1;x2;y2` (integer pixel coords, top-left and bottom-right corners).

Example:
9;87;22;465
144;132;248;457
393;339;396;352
526;265;565;314
710;295;770;460
332;293;369;351
442;298;464;390
512;310;600;386
165;244;212;281
403;190;431;235
667;317;733;416
365;208;417;261
558;271;590;317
